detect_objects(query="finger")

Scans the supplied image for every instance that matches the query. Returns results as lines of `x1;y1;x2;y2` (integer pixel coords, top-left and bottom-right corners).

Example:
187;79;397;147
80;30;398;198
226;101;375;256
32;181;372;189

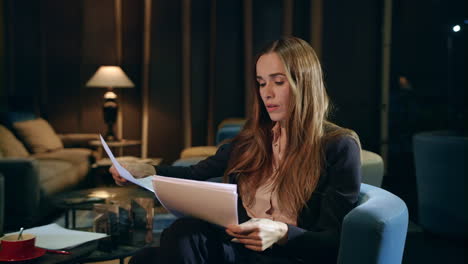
244;244;264;252
114;180;124;186
236;238;262;246
109;166;119;175
110;169;118;178
226;224;237;230
112;173;127;183
226;232;253;240
111;173;128;186
228;222;259;234
115;179;128;187
226;229;260;240
109;167;125;181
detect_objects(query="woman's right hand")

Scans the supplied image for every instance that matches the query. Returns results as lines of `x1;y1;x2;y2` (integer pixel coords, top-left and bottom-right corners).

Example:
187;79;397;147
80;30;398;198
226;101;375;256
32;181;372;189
110;165;130;186
110;162;156;186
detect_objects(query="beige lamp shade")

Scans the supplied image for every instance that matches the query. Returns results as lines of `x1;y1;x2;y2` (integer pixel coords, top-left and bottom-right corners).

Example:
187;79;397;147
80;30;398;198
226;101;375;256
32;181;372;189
86;66;135;88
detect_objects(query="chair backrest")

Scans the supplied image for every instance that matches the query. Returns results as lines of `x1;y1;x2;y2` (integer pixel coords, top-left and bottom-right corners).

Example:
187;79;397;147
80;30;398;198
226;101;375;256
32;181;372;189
360;150;384;187
413;130;467;238
338;184;408;264
215;122;245;145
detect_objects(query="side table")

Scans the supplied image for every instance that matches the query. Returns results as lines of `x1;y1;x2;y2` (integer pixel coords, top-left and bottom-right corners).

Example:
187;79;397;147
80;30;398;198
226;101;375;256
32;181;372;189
90;156;162;186
89;139;142;159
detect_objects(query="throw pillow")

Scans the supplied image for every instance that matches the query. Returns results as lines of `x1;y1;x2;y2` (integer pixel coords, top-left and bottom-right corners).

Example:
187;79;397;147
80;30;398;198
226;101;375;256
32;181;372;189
13;118;64;154
0;125;30;158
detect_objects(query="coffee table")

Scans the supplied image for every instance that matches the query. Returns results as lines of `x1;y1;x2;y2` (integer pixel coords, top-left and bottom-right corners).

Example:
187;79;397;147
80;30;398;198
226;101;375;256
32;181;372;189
52;186;171;264
33;241;98;264
54;186;156;229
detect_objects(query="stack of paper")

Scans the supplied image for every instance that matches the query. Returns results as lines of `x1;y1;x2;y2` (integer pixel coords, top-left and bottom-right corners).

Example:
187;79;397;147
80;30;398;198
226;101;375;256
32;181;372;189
4;224;107;250
152;176;238;227
100;135;239;227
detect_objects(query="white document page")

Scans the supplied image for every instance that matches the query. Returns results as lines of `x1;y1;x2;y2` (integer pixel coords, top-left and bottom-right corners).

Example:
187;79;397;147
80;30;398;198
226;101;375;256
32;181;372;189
154;175;237;192
4;223;107;250
99;135;239;227
152;176;238;227
99;135;155;192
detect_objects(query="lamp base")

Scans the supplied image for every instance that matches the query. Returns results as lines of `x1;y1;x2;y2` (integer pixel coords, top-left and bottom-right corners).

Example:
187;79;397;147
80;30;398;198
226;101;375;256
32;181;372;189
105;124;118;142
105;134;118;142
103;92;119;142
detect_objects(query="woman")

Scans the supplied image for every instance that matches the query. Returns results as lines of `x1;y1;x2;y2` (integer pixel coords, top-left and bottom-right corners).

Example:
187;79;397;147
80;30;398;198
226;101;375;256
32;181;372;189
111;36;361;263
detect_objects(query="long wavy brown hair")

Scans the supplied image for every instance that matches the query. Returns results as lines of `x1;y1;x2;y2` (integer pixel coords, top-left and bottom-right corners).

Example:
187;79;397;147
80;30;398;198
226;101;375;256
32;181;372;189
224;37;360;218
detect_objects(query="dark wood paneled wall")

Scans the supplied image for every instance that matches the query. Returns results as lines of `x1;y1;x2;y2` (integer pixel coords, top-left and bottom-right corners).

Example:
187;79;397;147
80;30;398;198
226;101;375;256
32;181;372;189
147;0;183;162
213;1;245;130
4;0;41;112
252;0;283;55
4;0;384;163
322;0;382;152
190;0;211;147
120;0;143;154
293;0;311;42
43;0;84;133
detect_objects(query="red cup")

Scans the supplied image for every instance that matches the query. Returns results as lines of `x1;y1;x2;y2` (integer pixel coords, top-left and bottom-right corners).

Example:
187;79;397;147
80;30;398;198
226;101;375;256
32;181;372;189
0;233;37;260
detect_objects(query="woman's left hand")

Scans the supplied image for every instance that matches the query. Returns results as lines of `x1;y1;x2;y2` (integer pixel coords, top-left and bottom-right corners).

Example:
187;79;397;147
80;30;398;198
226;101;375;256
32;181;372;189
226;218;288;251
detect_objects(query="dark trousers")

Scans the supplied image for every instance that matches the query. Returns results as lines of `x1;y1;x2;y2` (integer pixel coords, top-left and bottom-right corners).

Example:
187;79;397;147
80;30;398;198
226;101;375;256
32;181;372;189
129;218;298;264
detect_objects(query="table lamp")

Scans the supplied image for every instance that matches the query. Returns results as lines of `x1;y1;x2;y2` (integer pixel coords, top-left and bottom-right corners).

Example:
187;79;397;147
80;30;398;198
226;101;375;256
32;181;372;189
86;66;135;141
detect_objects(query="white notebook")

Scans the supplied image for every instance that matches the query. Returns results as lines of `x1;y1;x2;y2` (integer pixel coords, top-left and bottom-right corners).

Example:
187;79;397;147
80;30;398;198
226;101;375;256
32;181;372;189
100;135;238;227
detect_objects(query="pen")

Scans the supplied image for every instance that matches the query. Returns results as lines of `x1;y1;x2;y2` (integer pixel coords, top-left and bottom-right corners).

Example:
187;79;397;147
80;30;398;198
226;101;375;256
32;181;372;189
45;249;72;255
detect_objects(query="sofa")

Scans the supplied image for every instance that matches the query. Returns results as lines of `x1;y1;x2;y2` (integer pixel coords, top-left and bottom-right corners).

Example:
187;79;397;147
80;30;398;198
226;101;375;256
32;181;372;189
0;113;98;231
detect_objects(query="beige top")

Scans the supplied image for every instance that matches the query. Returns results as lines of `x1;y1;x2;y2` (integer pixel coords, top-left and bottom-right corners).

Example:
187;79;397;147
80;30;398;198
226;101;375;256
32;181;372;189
243;122;297;226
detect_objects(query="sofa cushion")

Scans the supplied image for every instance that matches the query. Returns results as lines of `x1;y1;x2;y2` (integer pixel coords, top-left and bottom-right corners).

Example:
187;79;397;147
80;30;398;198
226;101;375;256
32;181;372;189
32;148;92;164
37;159;80;195
13;118;64;154
0;125;30;158
33;148;93;179
180;146;218;159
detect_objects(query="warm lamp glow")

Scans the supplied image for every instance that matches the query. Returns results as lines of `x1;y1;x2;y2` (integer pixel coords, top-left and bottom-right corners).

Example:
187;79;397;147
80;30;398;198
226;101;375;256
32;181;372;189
86;66;135;88
86;66;134;141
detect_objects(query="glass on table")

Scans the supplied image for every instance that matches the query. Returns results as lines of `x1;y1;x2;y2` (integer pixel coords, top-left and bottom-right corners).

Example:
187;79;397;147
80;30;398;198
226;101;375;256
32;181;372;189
132;197;155;230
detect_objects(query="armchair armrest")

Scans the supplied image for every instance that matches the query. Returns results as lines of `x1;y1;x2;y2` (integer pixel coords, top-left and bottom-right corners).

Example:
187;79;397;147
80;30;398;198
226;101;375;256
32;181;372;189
58;133;99;148
338;184;408;264
0;158;41;230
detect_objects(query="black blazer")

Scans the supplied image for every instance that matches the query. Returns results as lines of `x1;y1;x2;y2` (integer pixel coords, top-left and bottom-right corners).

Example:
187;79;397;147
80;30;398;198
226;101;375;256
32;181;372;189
156;135;361;263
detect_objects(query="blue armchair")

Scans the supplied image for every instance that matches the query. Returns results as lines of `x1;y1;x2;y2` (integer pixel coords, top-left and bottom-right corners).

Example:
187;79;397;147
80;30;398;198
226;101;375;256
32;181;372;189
174;119;246;166
338;184;409;264
163;179;408;263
